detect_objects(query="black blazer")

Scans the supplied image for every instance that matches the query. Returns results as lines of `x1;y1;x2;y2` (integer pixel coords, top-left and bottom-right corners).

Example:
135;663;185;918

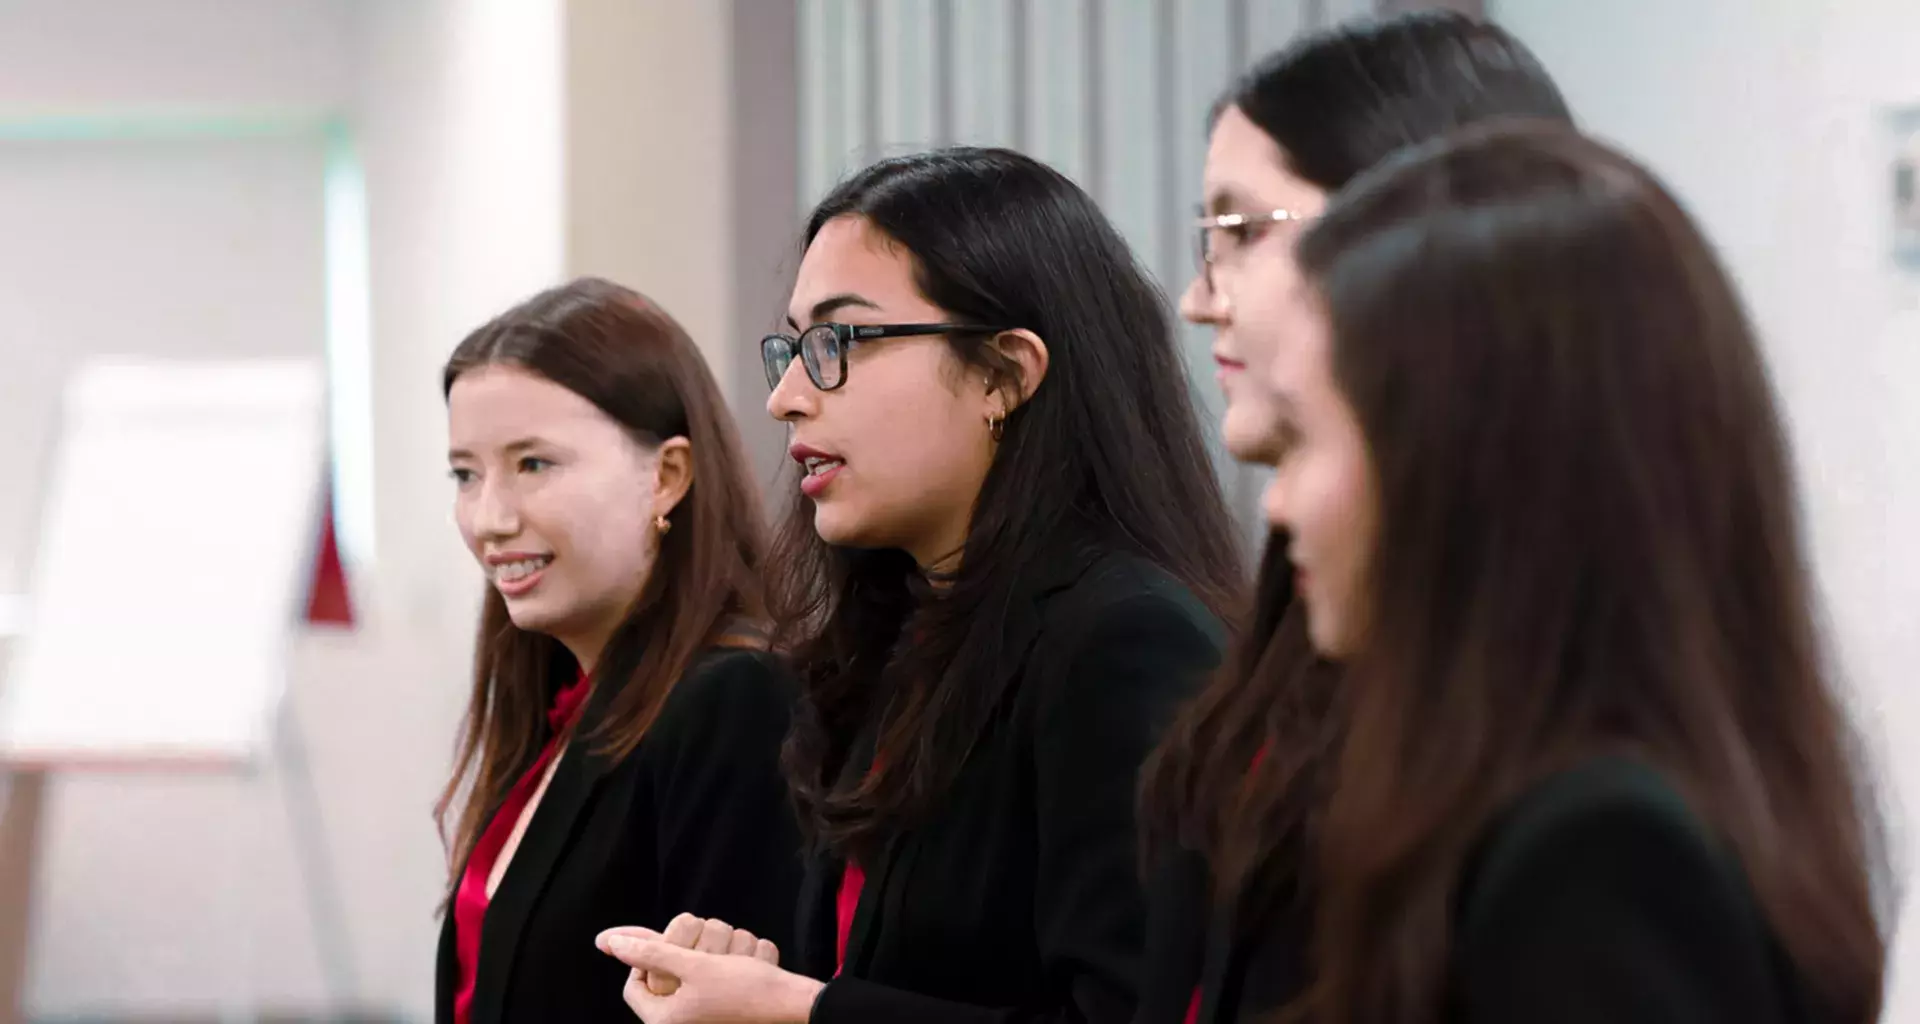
794;548;1226;1024
1144;757;1812;1023
1134;845;1308;1024
433;647;804;1024
1448;757;1811;1023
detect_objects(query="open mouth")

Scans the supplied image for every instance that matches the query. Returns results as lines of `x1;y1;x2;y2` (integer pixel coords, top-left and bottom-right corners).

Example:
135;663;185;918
491;555;553;594
800;456;845;497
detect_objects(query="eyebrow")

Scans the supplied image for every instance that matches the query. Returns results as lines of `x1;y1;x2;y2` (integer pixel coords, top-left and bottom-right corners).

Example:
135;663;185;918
785;292;883;330
447;437;547;462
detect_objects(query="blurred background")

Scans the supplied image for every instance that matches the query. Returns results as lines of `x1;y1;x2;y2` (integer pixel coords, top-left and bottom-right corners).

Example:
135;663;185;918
0;0;1915;1020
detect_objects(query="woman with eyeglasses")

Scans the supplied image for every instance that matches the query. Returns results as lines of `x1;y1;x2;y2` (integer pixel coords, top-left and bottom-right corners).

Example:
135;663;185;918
597;146;1244;1024
1216;121;1884;1022
1135;12;1577;1022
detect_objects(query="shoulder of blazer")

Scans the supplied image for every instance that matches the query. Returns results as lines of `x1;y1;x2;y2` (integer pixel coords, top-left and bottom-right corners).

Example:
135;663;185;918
1449;757;1802;1022
641;647;798;754
1034;550;1227;657
1457;756;1755;938
1009;551;1226;730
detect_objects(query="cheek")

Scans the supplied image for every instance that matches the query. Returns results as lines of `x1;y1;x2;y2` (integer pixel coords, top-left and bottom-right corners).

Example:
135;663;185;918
1230;252;1308;377
1319;457;1378;618
453;495;481;554
821;381;988;534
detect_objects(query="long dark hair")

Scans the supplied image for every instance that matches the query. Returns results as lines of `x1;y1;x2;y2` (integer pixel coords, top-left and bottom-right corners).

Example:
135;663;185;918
1142;8;1576;915
774;147;1244;863
435;277;769;879
1289;123;1885;1022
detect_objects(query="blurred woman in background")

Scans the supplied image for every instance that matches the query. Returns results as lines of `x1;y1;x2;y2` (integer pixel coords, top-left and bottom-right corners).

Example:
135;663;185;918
1192;122;1885;1022
1141;13;1576;1021
435;278;801;1024
600;146;1243;1024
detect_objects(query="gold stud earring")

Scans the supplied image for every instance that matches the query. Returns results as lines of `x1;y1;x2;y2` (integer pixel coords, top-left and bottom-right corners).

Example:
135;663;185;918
654;514;671;534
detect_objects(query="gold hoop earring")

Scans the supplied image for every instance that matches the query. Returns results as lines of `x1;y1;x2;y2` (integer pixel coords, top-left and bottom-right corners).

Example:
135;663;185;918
655;514;672;534
987;411;1005;443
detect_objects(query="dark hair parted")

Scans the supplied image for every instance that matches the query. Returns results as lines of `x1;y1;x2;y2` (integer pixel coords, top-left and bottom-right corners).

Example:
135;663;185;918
773;147;1245;863
1226;9;1572;192
1143;6;1578;921
435;277;769;880
1299;124;1884;1022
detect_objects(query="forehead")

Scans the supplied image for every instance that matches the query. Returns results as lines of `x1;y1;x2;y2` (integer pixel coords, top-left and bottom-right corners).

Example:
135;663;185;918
1203;105;1331;216
789;215;942;322
447;364;612;444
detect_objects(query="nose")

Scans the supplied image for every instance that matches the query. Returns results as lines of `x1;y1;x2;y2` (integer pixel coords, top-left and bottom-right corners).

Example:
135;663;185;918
1179;270;1227;326
468;475;522;542
766;355;818;422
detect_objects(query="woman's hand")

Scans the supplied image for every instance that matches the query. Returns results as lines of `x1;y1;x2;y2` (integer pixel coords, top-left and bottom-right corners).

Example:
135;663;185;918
601;914;780;995
596;928;823;1024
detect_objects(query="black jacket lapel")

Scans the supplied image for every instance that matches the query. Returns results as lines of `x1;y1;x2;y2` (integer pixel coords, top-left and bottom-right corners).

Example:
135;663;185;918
466;678;620;1024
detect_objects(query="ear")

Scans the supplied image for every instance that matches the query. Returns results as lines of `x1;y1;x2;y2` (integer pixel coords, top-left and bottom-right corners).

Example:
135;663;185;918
651;436;694;519
988;328;1050;412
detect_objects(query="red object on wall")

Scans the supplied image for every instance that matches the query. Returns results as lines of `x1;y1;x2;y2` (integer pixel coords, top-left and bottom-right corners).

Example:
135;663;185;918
305;498;354;627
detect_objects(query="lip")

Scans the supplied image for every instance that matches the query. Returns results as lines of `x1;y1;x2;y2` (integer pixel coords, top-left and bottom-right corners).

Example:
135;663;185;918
1213;352;1246;387
485;551;552;598
791;441;846;499
788;441;840;463
484;550;548;566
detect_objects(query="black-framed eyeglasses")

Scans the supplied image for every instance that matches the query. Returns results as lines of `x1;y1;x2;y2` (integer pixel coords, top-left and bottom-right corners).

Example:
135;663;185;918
1193;208;1310;292
760;322;1009;391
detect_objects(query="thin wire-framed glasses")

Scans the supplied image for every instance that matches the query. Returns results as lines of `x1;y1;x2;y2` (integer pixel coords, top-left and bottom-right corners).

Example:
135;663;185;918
1193;208;1310;293
761;322;1009;391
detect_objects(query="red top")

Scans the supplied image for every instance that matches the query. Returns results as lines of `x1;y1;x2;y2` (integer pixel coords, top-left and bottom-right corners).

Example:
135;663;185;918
834;860;866;976
1185;740;1273;1024
835;746;893;978
451;671;591;1024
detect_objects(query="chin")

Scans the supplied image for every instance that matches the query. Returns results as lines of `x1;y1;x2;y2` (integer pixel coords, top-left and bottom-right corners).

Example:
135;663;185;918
502;595;564;635
1221;406;1279;465
809;502;874;548
1306;613;1355;661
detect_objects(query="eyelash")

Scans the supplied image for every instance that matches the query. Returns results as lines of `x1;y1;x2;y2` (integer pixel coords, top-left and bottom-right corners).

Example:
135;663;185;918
447;456;553;485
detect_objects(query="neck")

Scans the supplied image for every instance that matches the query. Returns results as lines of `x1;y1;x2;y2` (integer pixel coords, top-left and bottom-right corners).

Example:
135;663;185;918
557;632;608;678
917;545;963;579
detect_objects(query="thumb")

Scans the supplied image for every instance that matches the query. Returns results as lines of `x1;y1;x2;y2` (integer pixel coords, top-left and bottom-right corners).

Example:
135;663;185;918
603;936;702;976
595;926;663;952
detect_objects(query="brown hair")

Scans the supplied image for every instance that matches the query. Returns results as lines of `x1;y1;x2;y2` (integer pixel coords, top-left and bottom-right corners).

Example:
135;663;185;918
434;277;769;879
1282;124;1883;1021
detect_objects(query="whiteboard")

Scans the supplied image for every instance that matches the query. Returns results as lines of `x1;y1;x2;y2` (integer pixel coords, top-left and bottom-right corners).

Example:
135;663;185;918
0;358;326;768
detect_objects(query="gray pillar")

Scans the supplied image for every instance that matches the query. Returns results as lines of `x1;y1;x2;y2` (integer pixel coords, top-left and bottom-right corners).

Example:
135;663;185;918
730;1;804;495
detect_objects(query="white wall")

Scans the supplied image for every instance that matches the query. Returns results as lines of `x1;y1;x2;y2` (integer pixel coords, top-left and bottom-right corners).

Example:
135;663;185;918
0;0;351;111
1491;1;1920;1018
1;0;567;1018
0;131;336;1014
